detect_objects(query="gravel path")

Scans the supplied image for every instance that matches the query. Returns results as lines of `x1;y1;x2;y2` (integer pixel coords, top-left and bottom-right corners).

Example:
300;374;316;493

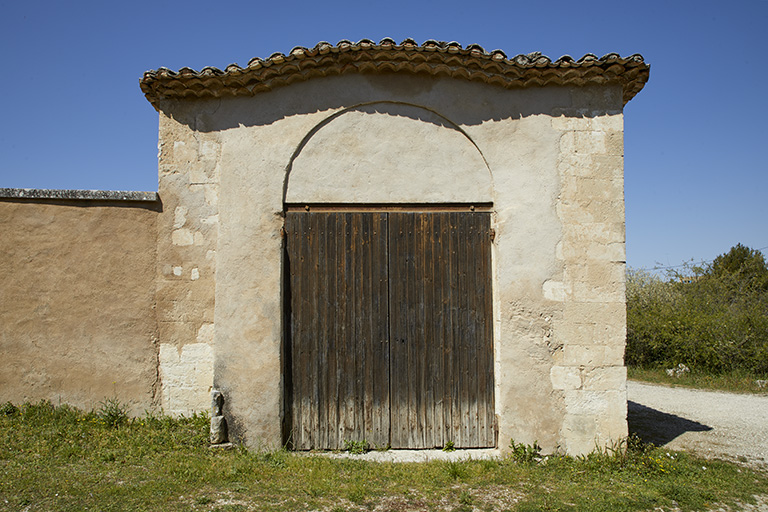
627;381;768;467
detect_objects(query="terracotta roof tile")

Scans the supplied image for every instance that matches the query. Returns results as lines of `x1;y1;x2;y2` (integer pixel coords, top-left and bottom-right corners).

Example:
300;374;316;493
141;39;649;108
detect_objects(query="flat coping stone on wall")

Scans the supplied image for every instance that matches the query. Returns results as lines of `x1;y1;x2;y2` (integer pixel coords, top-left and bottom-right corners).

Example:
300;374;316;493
0;188;159;202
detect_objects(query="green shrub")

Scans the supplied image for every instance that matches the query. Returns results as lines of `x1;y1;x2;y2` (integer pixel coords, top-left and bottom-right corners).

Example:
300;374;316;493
96;397;129;428
626;244;768;375
343;439;370;454
509;439;541;464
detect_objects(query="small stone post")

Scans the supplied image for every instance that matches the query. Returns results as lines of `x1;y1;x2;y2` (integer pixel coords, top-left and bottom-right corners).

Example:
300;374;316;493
210;389;228;445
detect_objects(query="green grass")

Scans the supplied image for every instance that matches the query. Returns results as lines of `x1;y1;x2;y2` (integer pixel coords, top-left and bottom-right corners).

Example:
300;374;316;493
628;366;768;395
2;401;767;511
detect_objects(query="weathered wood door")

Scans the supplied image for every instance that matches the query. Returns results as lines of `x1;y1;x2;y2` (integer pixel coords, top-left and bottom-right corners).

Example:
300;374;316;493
285;210;494;450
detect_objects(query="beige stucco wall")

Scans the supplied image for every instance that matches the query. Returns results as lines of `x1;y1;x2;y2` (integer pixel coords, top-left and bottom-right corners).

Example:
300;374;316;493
155;73;627;454
0;200;159;415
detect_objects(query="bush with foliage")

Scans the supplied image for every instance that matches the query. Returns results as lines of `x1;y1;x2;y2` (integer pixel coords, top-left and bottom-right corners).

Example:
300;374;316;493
626;244;768;375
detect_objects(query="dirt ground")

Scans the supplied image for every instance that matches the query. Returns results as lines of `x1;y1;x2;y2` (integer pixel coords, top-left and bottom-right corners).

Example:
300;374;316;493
627;380;768;468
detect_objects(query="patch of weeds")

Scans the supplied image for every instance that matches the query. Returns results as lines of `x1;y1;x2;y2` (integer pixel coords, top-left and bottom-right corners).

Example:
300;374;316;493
100;451;117;462
195;496;215;505
343;439;370;455
509;439;541;464
1;401;18;416
213;505;246;512
443;440;456;452
96;397;128;428
347;483;370;504
305;486;323;497
444;460;468;480
257;449;288;467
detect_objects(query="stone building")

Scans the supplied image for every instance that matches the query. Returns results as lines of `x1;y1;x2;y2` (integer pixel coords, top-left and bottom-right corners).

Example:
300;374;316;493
0;39;649;455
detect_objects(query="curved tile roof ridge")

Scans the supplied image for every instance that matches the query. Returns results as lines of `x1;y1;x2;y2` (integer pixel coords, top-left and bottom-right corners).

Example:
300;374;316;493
141;38;649;108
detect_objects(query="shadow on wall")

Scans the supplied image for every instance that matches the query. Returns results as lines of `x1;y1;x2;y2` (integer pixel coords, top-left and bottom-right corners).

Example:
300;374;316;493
627;401;713;446
162;73;621;132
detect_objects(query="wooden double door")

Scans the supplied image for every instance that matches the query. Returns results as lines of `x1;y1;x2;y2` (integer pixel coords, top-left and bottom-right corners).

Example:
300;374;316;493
284;210;495;450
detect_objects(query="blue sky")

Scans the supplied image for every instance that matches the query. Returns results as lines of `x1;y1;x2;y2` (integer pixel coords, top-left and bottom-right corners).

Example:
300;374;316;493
1;0;766;272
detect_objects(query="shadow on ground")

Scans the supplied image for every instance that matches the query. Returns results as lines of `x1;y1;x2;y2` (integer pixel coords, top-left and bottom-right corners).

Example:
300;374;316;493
627;401;713;446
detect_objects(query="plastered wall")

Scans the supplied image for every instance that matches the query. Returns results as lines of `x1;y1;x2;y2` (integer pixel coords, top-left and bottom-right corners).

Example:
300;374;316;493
0;199;159;415
155;73;627;454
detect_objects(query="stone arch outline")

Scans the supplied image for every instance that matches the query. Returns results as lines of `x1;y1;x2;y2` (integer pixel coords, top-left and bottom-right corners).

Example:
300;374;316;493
280;101;495;206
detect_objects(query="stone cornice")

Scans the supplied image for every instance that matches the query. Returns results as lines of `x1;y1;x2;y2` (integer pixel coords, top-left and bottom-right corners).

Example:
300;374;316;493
0;188;159;202
141;38;649;108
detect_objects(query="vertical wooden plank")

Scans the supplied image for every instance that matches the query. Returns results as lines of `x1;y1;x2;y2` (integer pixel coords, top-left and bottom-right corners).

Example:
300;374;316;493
472;214;489;446
422;214;437;448
446;213;460;446
406;213;420;448
300;212;314;449
389;213;407;448
313;213;324;449
414;214;426;448
357;214;368;444
372;213;390;448
464;213;478;447
286;214;300;448
468;214;482;447
325;213;336;449
307;213;317;450
338;213;362;444
478;213;493;446
359;214;372;445
439;213;453;447
310;213;323;449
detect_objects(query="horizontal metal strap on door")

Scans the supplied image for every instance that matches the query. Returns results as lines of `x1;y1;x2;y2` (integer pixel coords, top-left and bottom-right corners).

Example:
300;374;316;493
284;202;494;213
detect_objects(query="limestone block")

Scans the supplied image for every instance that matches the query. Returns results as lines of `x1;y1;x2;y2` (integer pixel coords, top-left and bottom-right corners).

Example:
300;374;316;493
562;414;598;455
569;280;625;303
558;322;598;345
562;222;625;245
574;131;607;154
551;116;592;131
542;280;568;301
603;345;626;365
559;239;625;261
582;366;627;391
564;389;625;416
563;302;626;328
591;155;624;180
596;397;628;440
197;323;214;344
562;345;609;367
605;132;624;156
561;177;623;203
172;228;194;246
557;200;625;225
564;262;625;303
558;318;626;347
589;114;623;132
159;343;214;415
550;366;581;390
557;154;593;177
173;206;188;229
564;262;625;287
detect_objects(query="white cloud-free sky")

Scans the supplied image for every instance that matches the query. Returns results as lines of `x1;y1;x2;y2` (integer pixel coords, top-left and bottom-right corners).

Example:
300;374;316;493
1;0;766;271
